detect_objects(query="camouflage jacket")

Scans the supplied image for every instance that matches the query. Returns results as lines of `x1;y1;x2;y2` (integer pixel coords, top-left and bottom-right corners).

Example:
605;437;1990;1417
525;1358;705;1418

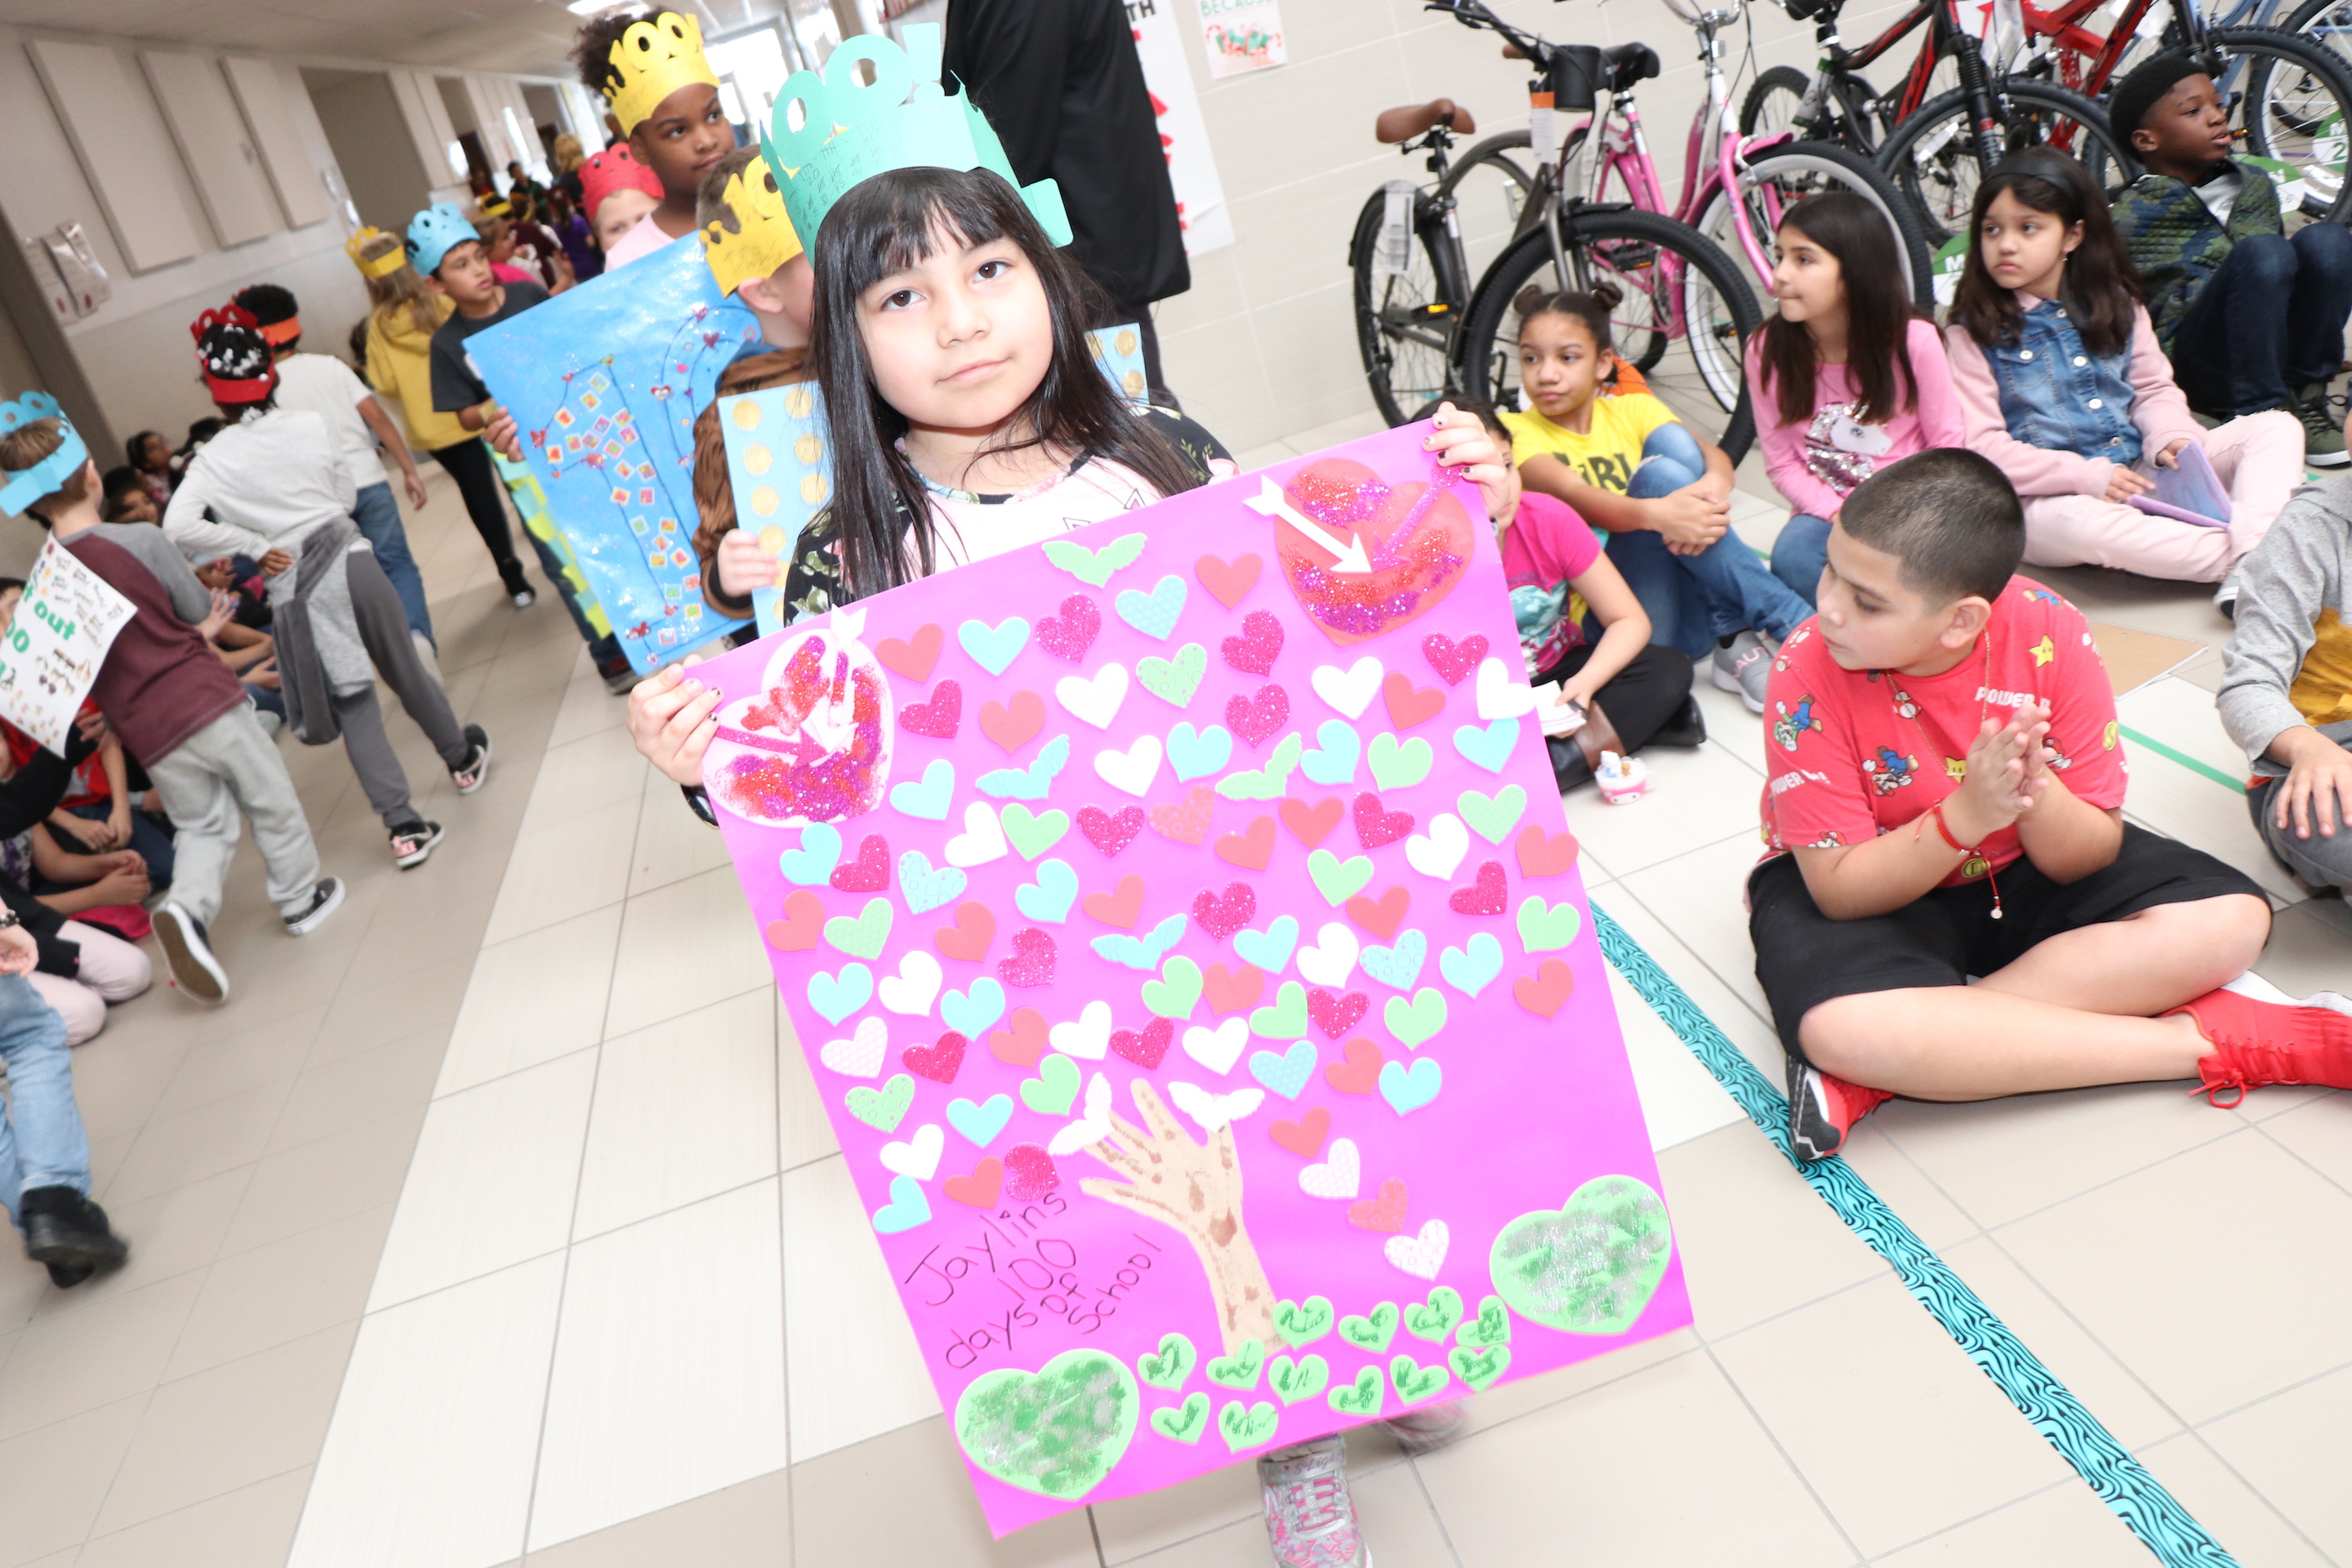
2109;161;2283;350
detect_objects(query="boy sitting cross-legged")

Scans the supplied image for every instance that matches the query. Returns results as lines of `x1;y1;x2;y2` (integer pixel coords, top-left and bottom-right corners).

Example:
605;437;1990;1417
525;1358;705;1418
1751;448;2350;1159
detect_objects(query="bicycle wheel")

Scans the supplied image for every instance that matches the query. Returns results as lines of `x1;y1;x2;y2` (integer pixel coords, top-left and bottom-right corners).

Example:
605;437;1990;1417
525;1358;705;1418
2283;0;2352;82
2222;25;2352;220
1348;188;1462;427
1739;65;1812;138
1694;140;1938;307
1457;207;1764;464
1439;131;1545;292
1876;78;2133;246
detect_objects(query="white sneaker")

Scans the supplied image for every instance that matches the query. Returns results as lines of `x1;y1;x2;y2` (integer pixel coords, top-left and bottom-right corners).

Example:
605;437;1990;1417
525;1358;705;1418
153;902;228;1003
1258;1437;1368;1568
1712;630;1772;714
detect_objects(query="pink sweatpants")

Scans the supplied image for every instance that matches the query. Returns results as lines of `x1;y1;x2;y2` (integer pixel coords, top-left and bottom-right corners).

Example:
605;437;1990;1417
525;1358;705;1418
29;920;154;1046
2018;411;2304;583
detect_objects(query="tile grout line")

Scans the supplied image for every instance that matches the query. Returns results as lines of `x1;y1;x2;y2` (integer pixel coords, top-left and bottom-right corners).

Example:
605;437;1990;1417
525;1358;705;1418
1697;1339;1871;1565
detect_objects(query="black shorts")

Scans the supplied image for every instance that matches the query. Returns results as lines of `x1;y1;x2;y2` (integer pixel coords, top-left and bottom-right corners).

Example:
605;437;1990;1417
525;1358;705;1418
1747;824;2265;1064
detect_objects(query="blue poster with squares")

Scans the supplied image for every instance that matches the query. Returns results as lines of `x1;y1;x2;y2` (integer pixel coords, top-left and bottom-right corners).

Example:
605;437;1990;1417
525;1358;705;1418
466;233;761;671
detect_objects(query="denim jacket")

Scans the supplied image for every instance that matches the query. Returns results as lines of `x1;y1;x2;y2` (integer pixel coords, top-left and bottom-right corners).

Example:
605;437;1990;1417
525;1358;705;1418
1983;301;2141;466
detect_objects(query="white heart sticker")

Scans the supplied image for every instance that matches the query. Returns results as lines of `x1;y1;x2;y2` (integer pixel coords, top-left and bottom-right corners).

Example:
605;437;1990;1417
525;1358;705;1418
1300;1137;1361;1200
944;801;1009;867
1046;1072;1113;1156
1475;657;1539;719
880;1122;942;1181
1055;662;1131;728
1182;1016;1249;1074
1049;999;1114;1060
1295;922;1361;987
1405;813;1470;880
817;1016;887;1077
1384;1218;1450;1281
1093;733;1165;797
877;950;942;1016
1308;657;1383;719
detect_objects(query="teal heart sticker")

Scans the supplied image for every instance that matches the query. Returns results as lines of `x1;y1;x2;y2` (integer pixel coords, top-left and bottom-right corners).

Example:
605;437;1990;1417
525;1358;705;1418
1000;805;1071;860
872;1174;930;1233
846;1072;915;1133
1452;717;1521;774
958;617;1032;675
1150;1392;1211;1444
1517;896;1583;954
1138;1331;1197;1390
823;897;895;960
1249;1040;1317;1100
1015;859;1080;924
897;852;968;915
1359;929;1428;991
889;758;956;820
807;963;873;1025
1234;915;1300;975
947;1094;1013;1147
1094;913;1187;972
1115;573;1188;639
1456;786;1528;845
1379;1058;1442;1116
1166;723;1235;782
1366;732;1434;791
941;978;1006;1037
1490;1175;1674;1335
956;1348;1138;1498
1138;644;1208;707
1300;720;1361;786
1438;933;1503;998
1339;1303;1399;1352
1383;987;1449;1049
977;734;1071;801
1218;1399;1281;1453
777;822;843;885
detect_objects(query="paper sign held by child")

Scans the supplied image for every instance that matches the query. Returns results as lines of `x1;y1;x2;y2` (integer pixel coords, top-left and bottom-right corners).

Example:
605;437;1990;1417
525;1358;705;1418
2127;442;2233;529
0;537;134;754
696;423;1687;1535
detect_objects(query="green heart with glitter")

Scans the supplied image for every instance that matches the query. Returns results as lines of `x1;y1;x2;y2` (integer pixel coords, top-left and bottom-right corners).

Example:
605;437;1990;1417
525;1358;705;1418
1405;1286;1463;1343
1268;1353;1330;1406
1388;1353;1450;1405
1339;1303;1398;1352
845;1073;915;1134
1455;1295;1512;1349
1448;1343;1511;1393
1141;956;1203;1020
1218;1398;1281;1452
1328;1365;1384;1417
1457;786;1528;845
1137;644;1209;707
1138;1331;1196;1391
1001;805;1071;860
1273;1296;1334;1348
1020;1054;1082;1116
954;1348;1138;1499
1205;1337;1266;1390
1150;1392;1210;1444
1489;1174;1673;1335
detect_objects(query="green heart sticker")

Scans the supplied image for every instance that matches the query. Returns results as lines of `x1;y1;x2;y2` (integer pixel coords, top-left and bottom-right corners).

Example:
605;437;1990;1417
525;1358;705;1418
1516;895;1582;955
1367;733;1434;791
1142;956;1204;1020
1250;981;1310;1040
1448;1343;1511;1392
1490;1174;1673;1335
1457;786;1529;845
822;897;894;960
1020;1054;1082;1116
846;1072;915;1134
1307;849;1376;906
1002;805;1071;860
1138;1331;1196;1390
1042;532;1146;586
1339;1303;1399;1352
1137;644;1209;707
1218;732;1303;802
1383;987;1449;1049
1328;1365;1384;1417
1388;1352;1450;1405
1455;1295;1512;1349
1150;1391;1211;1444
1205;1336;1266;1390
1268;1352;1330;1406
1405;1285;1463;1343
1218;1398;1281;1453
954;1348;1138;1498
1273;1295;1334;1348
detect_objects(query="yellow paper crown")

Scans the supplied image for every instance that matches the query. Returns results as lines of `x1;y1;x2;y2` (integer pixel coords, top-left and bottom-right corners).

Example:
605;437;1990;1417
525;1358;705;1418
345;227;407;279
605;11;720;134
702;157;804;296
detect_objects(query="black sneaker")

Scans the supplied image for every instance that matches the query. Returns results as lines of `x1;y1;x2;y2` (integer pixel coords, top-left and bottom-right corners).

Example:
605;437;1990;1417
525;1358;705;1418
391;821;445;869
501;564;537;609
18;1186;128;1283
1650;693;1708;749
152;901;228;1003
599;660;639;696
284;876;345;937
452;725;492;795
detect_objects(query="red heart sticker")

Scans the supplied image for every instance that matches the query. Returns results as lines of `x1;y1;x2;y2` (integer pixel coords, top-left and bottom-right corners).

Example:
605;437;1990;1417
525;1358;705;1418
933;901;996;961
900;679;960;740
1215;814;1276;871
1196;552;1263;608
1422;632;1488;686
1221;610;1285;675
979;690;1045;754
1345;885;1410;939
1270;1105;1331;1157
1381;671;1446;730
1516;823;1581;878
764;889;824;952
1077;805;1146;857
1325;1036;1383;1094
1348;1177;1409;1232
1002;1143;1061;1200
988;1007;1049;1067
1278;795;1344;848
830;835;890;893
1192;881;1256;941
1307;988;1370;1040
875;622;942;681
902;1029;967;1083
1035;594;1101;662
1513;958;1576;1018
1081;873;1146;929
1109;1016;1174;1069
1449;861;1508;916
998;927;1057;987
943;1158;1003;1208
1273;459;1476;646
1352;791;1414;850
1203;962;1265;1016
1226;684;1290;748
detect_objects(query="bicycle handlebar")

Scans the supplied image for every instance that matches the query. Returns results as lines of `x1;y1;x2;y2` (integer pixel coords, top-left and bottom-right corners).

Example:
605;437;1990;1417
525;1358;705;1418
1423;0;1557;69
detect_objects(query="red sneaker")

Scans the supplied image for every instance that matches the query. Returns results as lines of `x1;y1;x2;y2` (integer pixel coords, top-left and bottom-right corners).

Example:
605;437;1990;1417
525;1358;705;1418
1788;1060;1893;1160
2172;973;2352;1107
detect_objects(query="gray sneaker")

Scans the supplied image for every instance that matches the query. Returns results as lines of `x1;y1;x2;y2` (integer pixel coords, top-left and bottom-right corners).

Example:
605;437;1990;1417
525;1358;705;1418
2290;382;2348;468
1711;630;1772;715
1258;1436;1369;1568
2214;571;2242;621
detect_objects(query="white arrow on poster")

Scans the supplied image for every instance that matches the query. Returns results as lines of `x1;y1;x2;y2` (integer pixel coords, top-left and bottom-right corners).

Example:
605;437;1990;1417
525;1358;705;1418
1126;0;1235;255
0;537;136;755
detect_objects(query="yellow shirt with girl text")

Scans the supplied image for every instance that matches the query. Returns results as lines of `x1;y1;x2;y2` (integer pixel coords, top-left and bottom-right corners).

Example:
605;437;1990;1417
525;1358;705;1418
1499;392;1679;494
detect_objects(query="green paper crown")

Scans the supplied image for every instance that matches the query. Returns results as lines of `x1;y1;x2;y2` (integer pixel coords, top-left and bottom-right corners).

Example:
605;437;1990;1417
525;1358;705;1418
761;24;1071;251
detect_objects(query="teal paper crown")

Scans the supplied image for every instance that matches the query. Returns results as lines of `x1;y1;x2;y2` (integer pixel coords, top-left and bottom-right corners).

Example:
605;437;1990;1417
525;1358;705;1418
407;203;480;278
0;393;89;518
760;24;1071;251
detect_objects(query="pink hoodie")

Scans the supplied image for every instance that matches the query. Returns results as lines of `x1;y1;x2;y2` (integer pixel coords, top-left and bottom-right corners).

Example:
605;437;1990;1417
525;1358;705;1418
1747;318;1967;519
1942;298;2205;498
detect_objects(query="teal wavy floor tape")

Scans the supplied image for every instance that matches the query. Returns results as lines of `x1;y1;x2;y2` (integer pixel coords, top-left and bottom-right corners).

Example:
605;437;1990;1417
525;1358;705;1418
1593;905;2236;1567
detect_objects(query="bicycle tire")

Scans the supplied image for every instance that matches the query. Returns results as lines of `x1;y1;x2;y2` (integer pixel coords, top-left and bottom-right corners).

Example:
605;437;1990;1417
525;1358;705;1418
1739;65;1812;138
1695;139;1938;305
1875;78;2133;246
1348;189;1459;427
1456;206;1764;465
2215;24;2352;221
2279;0;2352;80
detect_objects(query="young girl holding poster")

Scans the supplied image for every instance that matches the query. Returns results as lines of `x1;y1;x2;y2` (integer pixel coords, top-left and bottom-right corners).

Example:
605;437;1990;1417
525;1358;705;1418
629;158;1512;1563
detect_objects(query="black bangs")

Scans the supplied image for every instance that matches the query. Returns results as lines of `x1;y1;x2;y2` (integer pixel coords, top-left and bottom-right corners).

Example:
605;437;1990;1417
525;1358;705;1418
822;167;1018;300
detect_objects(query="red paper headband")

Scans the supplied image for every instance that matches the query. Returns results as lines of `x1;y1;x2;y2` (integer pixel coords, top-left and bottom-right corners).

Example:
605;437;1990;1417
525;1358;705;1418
580;145;662;222
191;305;278;403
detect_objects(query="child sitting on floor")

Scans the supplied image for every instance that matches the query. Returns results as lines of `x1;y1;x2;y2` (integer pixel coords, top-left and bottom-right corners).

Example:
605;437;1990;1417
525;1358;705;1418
1950;149;2303;617
1751;447;2352;1160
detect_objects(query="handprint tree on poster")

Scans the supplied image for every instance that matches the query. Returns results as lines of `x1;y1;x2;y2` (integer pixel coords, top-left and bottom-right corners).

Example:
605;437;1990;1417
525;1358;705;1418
699;423;1687;1536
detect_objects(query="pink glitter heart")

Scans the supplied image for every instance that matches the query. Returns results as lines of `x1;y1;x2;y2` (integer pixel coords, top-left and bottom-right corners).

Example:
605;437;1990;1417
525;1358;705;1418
1192;880;1256;941
1220;610;1285;675
998;927;1057;987
900;679;961;740
1227;684;1290;748
830;835;891;893
1109;1016;1174;1069
1001;1143;1060;1200
1352;791;1414;849
1035;594;1102;662
1307;988;1370;1040
1077;805;1145;858
1422;632;1489;687
1450;860;1508;915
902;1030;966;1083
1148;784;1217;845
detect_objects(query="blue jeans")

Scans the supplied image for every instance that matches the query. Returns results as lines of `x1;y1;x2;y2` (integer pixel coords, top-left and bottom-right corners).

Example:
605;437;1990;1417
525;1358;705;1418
1606;425;1814;658
350;482;434;647
1771;513;1833;607
0;975;88;1223
2172;224;2352;417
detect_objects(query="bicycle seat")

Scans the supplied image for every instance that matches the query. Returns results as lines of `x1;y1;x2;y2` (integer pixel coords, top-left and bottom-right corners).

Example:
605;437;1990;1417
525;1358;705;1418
1374;98;1477;144
1601;42;1661;91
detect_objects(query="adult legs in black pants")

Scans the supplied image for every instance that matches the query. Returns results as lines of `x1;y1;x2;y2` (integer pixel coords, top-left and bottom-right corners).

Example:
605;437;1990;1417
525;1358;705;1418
428;439;535;601
1535;642;1701;791
2169;225;2352;443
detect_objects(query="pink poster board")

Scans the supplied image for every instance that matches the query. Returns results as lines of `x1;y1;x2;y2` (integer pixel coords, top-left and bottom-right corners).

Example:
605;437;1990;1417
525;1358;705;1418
700;423;1689;1535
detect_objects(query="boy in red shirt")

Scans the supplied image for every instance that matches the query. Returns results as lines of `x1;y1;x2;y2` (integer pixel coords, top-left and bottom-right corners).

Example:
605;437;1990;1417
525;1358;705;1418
1753;448;2352;1157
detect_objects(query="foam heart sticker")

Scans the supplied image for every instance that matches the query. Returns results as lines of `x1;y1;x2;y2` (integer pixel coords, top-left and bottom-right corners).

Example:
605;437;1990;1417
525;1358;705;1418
1138;644;1208;707
1269;1105;1330;1157
1192;881;1256;941
1096;913;1188;972
1384;988;1449;1050
1380;1056;1443;1115
1450;1343;1511;1392
1110;1016;1174;1069
948;1093;1014;1146
765;889;824;952
1222;610;1285;675
1016;859;1080;924
889;759;956;821
1249;1040;1318;1100
882;1122;944;1180
1096;734;1163;797
902;679;961;739
1269;1353;1330;1406
1352;791;1414;850
953;1349;1138;1499
820;1017;888;1077
847;1071;915;1132
1422;632;1488;686
1226;684;1290;748
976;734;1070;801
1300;1136;1361;1197
1457;1294;1512;1349
1382;671;1445;730
778;822;843;885
943;1157;1003;1208
902;1030;966;1084
1516;822;1580;877
1077;805;1145;858
941;977;1006;1037
1404;814;1469;881
1218;732;1301;800
808;963;872;1025
1003;1143;1060;1200
1196;551;1262;608
1474;657;1539;719
1360;929;1427;991
1138;1331;1197;1390
988;1007;1049;1067
1490;1175;1673;1335
873;1174;931;1233
1388;1352;1450;1404
1517;896;1582;954
1042;532;1145;586
1215;815;1276;871
1218;1399;1281;1453
1116;574;1188;639
1453;717;1521;775
1307;988;1369;1040
1059;664;1131;730
1300;721;1361;786
1386;1218;1451;1281
830;834;890;892
1234;906;1300;973
1310;656;1383;719
1272;459;1476;646
1307;849;1374;906
875;622;942;681
958;617;1031;676
1202;963;1264;1016
1440;933;1505;998
1249;981;1310;1040
1274;1295;1335;1348
1148;784;1216;845
1035;594;1102;662
980;691;1046;753
1325;1038;1383;1095
1278;795;1343;848
902;849;973;911
1348;1176;1408;1232
1328;1366;1384;1417
1450;861;1508;916
1513;958;1576;1018
1078;874;1143;929
1000;804;1070;861
880;950;944;1015
998;928;1057;988
1295;923;1359;987
1457;786;1528;845
1166;723;1233;782
1345;886;1410;940
1183;1016;1249;1073
1151;1393;1211;1445
1366;733;1434;791
1339;1303;1400;1352
1051;1000;1114;1061
1143;955;1205;1020
1021;1053;1082;1116
1205;1336;1266;1389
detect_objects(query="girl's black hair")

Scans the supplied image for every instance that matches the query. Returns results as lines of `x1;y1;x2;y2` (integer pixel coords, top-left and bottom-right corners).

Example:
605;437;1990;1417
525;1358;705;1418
808;166;1202;598
1757;191;1919;429
568;7;648;97
1512;282;1622;354
1950;147;2141;359
127;430;164;469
